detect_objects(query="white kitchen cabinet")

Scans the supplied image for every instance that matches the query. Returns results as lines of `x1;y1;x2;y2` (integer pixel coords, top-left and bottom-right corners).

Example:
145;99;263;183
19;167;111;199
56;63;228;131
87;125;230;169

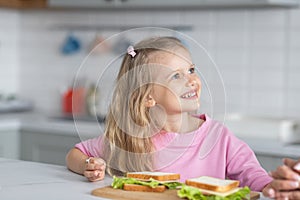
20;130;81;165
0;120;20;159
0;130;20;159
19;117;100;165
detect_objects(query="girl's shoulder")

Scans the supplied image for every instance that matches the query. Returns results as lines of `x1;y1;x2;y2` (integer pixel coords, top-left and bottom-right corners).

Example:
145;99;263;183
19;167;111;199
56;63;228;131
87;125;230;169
196;114;235;137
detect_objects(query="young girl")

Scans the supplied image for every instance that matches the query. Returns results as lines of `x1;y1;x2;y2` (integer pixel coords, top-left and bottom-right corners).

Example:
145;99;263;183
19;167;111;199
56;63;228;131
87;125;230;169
66;36;272;192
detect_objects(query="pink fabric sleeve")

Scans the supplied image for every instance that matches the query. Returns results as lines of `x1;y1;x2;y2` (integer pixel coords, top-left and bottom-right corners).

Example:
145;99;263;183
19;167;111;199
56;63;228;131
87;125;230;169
75;136;104;158
226;134;272;191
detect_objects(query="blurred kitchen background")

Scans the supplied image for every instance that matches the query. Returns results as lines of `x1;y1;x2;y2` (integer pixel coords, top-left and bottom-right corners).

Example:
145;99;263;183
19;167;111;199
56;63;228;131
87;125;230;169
1;0;300;172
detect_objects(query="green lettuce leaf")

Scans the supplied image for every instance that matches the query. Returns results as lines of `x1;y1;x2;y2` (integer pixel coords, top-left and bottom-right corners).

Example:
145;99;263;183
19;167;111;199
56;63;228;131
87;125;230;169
224;187;250;200
111;176;160;189
177;185;251;200
162;181;183;189
178;185;206;200
111;176;183;189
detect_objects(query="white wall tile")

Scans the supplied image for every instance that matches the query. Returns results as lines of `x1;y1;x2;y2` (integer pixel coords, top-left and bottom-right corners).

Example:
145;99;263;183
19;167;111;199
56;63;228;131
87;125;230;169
287;69;300;89
215;10;248;30
0;65;18;93
225;87;247;113
287;89;300;110
250;89;283;108
151;10;183;26
250;48;285;69
215;30;248;47
111;10;154;26
221;69;247;87
21;11;51;29
182;10;214;27
248;89;284;117
0;9;19;94
44;10;90;26
215;48;247;67
250;69;284;89
250;9;287;30
187;29;214;49
289;30;300;48
250;30;286;48
0;9;19;30
287;47;300;68
289;8;300;29
89;11;122;27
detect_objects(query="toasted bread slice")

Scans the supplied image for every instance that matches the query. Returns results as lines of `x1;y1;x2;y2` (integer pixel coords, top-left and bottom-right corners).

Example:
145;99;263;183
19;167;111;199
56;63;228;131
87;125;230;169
185;176;239;193
126;172;180;181
123;184;166;192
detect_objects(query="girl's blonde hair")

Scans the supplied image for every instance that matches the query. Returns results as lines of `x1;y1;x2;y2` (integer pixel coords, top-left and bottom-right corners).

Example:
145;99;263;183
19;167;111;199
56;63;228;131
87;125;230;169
102;36;188;176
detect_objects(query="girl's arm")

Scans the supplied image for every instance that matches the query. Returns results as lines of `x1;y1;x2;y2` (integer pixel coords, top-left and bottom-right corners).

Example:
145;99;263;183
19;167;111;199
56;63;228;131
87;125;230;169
66;147;106;181
66;147;89;175
225;137;272;191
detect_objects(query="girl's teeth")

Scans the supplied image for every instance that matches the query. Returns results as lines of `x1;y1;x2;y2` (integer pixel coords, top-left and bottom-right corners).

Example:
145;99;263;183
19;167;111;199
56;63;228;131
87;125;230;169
182;92;196;98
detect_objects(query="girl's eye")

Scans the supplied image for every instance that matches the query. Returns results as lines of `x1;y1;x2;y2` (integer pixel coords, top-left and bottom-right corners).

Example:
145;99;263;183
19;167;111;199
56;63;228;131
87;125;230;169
188;67;195;74
171;73;180;80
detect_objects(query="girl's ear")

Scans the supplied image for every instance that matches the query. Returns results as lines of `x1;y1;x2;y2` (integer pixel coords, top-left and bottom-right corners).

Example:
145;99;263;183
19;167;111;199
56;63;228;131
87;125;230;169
144;95;156;107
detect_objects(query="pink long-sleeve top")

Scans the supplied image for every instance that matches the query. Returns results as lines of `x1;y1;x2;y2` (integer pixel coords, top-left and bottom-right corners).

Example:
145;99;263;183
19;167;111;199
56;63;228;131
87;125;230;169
75;114;272;191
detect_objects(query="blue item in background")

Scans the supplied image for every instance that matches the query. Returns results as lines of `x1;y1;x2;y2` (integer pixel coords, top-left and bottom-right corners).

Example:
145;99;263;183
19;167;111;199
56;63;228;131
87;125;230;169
61;34;81;55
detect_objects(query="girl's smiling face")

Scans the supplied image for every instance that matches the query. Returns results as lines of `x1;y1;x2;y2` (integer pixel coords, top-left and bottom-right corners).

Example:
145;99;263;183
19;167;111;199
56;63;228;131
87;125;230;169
149;48;201;115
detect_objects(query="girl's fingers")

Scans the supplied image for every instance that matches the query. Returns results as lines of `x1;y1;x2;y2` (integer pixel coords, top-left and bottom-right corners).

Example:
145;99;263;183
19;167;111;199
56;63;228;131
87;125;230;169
89;171;105;182
275;190;300;200
271;179;299;191
283;158;297;168
271;165;300;181
269;166;288;179
83;170;94;178
86;163;104;170
84;170;105;182
84;170;100;178
283;158;300;173
83;157;106;182
294;162;300;172
85;158;106;171
262;184;275;198
93;158;106;169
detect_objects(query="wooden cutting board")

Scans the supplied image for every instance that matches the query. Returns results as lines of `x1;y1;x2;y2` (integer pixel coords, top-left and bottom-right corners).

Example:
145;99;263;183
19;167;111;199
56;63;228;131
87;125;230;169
91;186;260;200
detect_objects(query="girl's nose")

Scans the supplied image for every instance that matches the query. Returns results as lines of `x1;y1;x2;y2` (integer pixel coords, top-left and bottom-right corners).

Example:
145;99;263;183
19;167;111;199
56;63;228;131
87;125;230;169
186;75;197;87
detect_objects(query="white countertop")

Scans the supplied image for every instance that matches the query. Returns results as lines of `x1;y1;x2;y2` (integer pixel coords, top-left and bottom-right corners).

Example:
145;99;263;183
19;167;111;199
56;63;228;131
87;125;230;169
0;118;20;131
0;112;102;137
0;158;112;200
240;137;300;158
0;158;270;200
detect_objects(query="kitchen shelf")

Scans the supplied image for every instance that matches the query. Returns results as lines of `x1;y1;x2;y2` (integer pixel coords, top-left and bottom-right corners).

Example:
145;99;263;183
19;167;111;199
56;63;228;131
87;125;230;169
48;0;300;9
50;25;193;32
0;0;47;9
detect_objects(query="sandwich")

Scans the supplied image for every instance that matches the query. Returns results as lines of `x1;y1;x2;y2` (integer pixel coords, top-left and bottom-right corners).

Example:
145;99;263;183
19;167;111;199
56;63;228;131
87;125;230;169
111;171;182;192
178;176;251;200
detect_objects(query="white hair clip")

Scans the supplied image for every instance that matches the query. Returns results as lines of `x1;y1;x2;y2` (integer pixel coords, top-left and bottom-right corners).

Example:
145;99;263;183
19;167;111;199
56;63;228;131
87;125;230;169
127;45;136;58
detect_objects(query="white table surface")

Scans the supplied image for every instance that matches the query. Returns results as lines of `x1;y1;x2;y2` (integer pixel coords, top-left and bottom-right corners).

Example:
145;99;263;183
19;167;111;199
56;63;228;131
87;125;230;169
0;158;112;200
0;158;271;200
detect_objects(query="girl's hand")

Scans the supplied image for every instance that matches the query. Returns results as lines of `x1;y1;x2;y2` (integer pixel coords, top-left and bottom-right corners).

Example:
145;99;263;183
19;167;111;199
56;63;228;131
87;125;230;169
263;158;300;199
83;157;106;182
